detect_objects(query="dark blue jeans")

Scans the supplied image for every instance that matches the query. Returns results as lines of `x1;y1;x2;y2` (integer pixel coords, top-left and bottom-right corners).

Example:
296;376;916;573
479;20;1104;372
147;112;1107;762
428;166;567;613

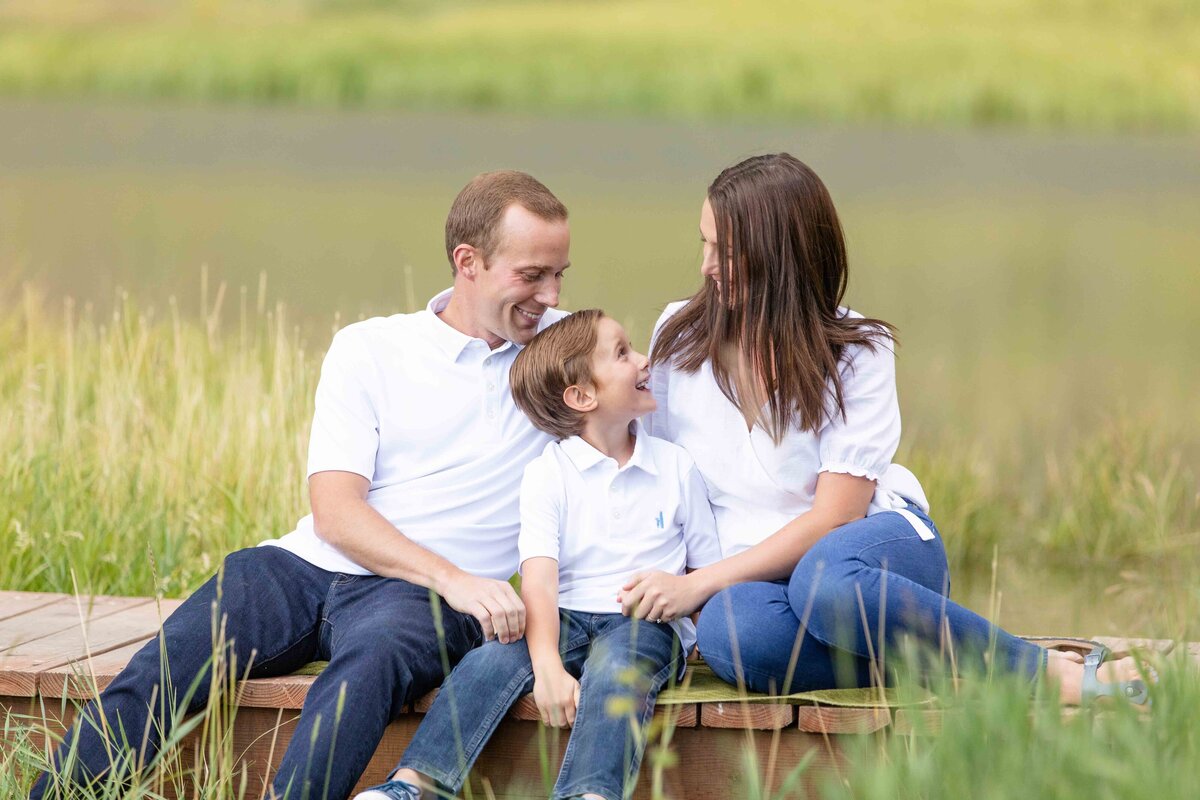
696;503;1046;693
30;546;481;800
399;611;680;800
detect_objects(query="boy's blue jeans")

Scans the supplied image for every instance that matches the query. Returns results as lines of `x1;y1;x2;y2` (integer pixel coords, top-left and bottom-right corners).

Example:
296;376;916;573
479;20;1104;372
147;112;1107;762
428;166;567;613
30;546;482;800
697;502;1047;692
398;611;680;800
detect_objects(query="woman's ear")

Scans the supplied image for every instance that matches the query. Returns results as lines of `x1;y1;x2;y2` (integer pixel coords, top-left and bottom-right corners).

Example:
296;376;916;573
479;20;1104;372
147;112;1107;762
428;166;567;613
563;383;598;413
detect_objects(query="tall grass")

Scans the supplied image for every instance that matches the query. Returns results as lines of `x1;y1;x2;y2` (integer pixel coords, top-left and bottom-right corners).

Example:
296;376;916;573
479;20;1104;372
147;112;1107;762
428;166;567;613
0;1;1197;131
823;650;1200;800
2;280;1196;600
1;278;316;598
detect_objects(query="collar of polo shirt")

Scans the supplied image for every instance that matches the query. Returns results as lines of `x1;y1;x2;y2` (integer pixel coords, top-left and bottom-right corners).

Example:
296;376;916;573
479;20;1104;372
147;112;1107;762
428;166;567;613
557;421;659;476
425;287;519;362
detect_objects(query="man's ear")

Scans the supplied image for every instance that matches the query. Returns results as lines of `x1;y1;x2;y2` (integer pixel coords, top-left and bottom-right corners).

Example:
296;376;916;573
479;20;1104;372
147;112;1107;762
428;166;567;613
563;383;597;414
453;244;481;278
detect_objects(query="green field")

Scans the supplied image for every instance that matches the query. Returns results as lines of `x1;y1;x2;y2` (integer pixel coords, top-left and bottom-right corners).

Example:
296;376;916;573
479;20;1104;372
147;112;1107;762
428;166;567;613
0;0;1197;131
3;280;1197;600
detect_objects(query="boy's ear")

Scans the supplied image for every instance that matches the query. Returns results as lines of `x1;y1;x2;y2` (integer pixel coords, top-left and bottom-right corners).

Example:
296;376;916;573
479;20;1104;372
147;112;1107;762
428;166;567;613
563;383;597;414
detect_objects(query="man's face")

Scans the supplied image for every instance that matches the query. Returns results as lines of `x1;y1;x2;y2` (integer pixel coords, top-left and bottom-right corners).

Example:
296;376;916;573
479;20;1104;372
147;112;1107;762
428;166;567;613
473;204;570;347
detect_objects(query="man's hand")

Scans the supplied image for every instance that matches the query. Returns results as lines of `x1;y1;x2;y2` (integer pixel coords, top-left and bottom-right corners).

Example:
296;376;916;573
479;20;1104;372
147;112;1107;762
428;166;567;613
618;571;706;622
439;572;526;644
532;664;581;728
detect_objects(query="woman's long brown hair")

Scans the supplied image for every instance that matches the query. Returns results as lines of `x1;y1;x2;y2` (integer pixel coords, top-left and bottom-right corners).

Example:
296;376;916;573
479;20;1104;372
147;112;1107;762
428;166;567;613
653;153;896;443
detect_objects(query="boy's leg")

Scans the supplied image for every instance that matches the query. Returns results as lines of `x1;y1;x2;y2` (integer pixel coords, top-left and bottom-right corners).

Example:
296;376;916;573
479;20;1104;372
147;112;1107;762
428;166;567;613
30;547;329;800
552;616;679;800
393;613;591;795
272;577;483;800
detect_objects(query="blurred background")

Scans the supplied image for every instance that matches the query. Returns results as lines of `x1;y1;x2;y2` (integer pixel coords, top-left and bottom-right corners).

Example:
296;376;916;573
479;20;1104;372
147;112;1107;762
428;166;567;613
1;1;1197;636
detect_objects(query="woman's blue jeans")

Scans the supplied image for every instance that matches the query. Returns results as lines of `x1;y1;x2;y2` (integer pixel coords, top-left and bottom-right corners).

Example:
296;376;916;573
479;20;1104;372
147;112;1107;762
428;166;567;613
399;611;680;800
696;503;1046;693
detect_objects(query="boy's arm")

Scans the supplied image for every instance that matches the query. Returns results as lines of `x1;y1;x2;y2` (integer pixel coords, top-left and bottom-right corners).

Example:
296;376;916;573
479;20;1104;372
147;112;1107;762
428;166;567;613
522;557;580;727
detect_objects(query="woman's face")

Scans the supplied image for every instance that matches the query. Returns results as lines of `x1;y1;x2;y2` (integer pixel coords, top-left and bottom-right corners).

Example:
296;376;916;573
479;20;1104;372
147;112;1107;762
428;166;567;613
699;197;723;291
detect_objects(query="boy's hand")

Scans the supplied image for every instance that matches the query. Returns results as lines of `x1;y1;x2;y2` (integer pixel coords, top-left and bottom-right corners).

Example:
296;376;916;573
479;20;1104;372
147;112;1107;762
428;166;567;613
532;665;581;728
618;571;705;622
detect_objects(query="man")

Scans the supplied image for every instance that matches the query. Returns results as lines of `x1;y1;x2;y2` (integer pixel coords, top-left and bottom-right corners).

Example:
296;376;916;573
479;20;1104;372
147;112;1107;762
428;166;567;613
32;171;571;800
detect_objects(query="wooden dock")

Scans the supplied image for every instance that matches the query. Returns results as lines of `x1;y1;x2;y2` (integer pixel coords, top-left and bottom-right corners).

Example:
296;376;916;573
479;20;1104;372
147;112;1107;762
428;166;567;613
0;591;1190;799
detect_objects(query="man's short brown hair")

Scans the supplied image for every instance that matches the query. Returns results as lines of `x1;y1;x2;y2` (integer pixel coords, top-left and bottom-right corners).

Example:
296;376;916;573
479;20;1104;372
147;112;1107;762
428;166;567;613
510;309;605;440
445;170;568;275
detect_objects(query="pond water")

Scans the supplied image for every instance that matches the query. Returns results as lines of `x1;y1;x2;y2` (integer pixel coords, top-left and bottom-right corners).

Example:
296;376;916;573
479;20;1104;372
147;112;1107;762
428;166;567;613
2;100;1197;638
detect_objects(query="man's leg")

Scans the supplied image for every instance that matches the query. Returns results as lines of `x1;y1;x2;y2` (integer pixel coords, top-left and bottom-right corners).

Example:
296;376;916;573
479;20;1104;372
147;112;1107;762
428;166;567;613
552;615;679;800
270;577;481;800
31;547;330;800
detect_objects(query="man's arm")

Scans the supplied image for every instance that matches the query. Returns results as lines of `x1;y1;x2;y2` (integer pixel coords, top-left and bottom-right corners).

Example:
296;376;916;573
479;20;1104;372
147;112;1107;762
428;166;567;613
309;470;525;643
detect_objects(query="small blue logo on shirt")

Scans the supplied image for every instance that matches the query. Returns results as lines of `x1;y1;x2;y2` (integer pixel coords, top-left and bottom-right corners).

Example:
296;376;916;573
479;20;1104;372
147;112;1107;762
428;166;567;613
655;511;664;529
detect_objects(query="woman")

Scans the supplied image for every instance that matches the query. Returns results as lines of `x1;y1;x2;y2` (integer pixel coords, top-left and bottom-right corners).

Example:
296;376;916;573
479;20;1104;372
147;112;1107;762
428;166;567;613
619;153;1145;704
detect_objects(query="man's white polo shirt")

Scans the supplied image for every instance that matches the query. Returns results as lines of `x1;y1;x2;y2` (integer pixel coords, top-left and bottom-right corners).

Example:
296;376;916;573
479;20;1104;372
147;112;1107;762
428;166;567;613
262;288;568;578
517;426;722;655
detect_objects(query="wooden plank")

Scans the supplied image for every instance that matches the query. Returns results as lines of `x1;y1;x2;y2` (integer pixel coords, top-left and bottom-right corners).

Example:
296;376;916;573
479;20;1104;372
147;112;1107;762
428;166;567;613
0;592;70;624
1091;636;1180;657
416;688;696;726
0;597;169;697
665;726;845;799
700;701;794;730
37;638;153;700
893;708;949;735
0;595;151;655
237;674;317;710
796;704;890;734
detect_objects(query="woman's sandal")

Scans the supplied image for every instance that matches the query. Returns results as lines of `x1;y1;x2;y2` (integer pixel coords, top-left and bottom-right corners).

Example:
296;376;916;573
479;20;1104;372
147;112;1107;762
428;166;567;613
1080;643;1150;707
1022;636;1155;707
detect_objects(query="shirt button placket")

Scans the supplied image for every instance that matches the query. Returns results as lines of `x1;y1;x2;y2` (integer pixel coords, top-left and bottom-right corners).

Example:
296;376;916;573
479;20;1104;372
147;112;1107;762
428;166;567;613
483;356;498;421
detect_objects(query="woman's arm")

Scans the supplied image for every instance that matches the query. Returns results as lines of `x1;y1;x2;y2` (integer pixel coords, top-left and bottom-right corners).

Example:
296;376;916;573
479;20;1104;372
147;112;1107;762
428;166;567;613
522;557;580;727
619;471;875;621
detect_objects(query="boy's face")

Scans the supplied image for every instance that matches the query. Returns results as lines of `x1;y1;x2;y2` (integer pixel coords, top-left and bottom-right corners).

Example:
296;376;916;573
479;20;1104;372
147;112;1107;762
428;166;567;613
587;316;656;423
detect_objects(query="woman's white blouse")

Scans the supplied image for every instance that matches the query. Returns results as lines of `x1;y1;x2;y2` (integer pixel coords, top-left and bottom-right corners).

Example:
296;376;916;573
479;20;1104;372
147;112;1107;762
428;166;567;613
647;301;929;558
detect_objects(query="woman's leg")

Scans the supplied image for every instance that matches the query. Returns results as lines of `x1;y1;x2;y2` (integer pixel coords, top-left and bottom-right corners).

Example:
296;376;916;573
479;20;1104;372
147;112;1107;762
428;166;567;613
695;580;874;694
788;504;1045;684
551;615;679;800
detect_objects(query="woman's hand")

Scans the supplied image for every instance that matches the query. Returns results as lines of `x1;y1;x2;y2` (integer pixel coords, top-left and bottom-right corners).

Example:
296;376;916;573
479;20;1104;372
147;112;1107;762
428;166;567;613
618;571;707;622
532;664;581;728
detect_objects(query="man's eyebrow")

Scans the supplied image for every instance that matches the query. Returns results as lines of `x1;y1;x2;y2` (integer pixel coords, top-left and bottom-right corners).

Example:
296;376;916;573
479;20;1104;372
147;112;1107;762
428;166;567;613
518;266;568;275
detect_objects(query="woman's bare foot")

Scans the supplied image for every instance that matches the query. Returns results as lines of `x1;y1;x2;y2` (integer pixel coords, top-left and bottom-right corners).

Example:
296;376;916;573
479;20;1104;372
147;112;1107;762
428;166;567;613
1044;648;1149;705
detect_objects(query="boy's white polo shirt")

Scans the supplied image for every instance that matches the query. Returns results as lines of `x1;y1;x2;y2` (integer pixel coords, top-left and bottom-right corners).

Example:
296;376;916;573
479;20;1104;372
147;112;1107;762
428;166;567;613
262;288;568;579
517;426;722;656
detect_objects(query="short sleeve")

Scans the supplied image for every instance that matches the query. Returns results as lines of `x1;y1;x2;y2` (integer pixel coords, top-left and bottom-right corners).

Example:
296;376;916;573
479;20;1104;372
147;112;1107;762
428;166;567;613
817;335;901;482
678;461;723;567
517;455;565;570
306;328;381;481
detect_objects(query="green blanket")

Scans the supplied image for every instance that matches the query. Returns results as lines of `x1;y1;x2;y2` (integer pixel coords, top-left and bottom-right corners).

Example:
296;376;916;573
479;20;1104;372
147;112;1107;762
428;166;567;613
290;661;932;709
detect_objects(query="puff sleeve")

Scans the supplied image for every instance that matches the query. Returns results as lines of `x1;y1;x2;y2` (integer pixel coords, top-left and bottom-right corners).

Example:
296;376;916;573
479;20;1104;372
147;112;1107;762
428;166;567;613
817;335;901;483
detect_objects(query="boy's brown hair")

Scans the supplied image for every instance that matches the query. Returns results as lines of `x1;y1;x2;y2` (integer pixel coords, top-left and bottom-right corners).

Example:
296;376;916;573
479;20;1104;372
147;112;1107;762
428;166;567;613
510;309;605;440
445;170;568;276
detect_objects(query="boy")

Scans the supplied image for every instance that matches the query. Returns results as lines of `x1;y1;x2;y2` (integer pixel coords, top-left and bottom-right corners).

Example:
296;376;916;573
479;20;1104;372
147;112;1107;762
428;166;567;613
356;309;721;800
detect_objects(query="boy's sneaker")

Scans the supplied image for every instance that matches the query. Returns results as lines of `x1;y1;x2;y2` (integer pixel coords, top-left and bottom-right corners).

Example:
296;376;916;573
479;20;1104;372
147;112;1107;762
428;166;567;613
353;779;422;800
